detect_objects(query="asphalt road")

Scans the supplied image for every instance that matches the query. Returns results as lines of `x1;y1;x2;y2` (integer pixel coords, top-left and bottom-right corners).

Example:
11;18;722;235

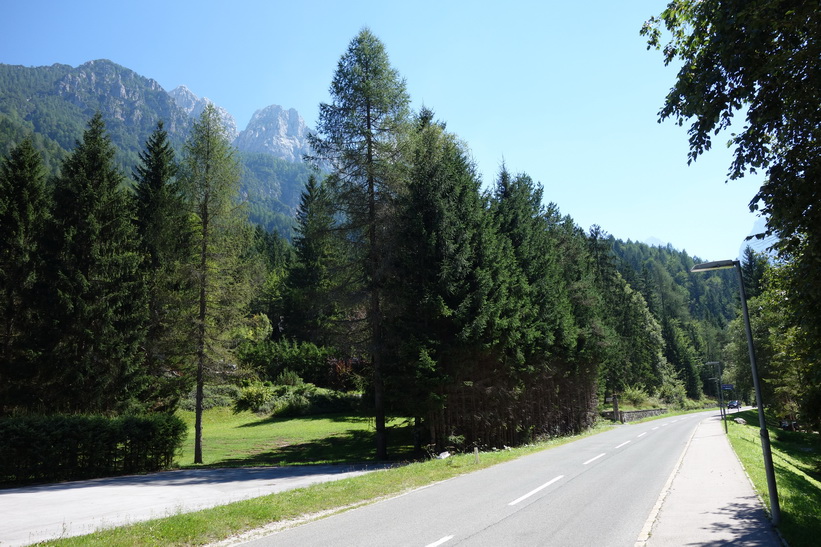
0;464;387;546
238;411;713;547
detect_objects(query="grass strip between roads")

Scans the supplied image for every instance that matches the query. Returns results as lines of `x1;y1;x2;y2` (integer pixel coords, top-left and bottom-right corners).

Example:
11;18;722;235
725;409;821;547
43;422;615;546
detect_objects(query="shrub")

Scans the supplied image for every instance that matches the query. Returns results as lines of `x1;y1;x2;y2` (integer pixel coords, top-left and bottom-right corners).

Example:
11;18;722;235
276;369;304;386
657;379;687;408
622;385;650;408
179;384;241;411
233;382;275;413
238;339;340;387
0;414;186;485
265;384;360;417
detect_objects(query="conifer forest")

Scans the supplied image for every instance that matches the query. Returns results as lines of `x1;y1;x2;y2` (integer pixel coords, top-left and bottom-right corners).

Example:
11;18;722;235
2;26;819;462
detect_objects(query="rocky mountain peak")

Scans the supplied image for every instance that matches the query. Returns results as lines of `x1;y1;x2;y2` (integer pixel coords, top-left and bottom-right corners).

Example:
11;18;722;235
233;104;311;162
169;85;238;142
53;59;188;132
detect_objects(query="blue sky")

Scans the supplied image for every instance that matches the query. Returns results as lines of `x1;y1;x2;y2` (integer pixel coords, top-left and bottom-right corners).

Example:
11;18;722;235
1;0;766;261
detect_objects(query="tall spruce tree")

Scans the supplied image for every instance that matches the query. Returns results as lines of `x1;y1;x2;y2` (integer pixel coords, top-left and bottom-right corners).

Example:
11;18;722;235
0;138;50;413
307;28;411;459
181;104;252;464
285;175;346;346
740;245;767;300
44;113;147;413
490;169;577;365
388;112;504;448
133;121;195;412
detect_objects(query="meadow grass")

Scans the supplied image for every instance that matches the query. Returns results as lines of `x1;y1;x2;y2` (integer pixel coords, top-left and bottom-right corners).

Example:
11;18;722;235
175;408;415;467
726;409;821;547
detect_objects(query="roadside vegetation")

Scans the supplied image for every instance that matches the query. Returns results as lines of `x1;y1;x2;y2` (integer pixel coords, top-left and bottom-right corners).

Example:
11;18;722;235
726;409;821;547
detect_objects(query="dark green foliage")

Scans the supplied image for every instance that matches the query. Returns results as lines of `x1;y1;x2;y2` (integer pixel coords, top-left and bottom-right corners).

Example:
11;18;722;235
240;152;314;237
133;121;195;412
0;413;186;485
387;115;504;446
589;228;670;396
252;224;294;273
0;138;50;413
610;238;740;399
284;175;348;345
740;245;768;299
237;338;347;388
249;225;294;324
40;113;148;414
384;116;600;450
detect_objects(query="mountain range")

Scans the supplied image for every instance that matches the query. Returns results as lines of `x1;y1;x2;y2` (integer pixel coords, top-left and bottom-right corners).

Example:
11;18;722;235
0;59;315;236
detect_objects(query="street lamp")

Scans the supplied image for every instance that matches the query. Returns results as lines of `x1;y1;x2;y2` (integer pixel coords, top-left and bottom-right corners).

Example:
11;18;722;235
691;259;781;526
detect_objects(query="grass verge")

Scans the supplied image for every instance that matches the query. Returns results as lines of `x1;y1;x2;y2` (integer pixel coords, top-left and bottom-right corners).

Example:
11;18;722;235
726;409;821;547
43;421;615;546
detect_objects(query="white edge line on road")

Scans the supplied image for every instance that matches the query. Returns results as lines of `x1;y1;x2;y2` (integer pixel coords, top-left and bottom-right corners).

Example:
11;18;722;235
615;441;631;449
508;475;564;506
583;453;606;465
425;535;454;547
634;420;700;546
637;432;647;438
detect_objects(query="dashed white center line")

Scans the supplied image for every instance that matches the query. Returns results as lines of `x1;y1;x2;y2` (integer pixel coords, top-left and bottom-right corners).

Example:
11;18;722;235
615;440;631;449
637;432;648;438
425;535;454;547
508;475;564;506
652;426;659;430
583;453;606;465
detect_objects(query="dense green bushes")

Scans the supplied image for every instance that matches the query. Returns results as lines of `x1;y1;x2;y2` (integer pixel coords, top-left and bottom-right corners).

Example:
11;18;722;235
233;379;361;417
0;414;186;485
238;339;362;390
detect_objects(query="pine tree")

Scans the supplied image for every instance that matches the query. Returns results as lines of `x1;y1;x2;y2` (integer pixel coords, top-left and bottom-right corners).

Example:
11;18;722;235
133;121;195;412
740;245;767;299
307;28;411;459
249;224;294;329
181;104;252;464
0;138;50;413
44;113;147;413
388;113;487;447
285;175;346;345
490;169;578;364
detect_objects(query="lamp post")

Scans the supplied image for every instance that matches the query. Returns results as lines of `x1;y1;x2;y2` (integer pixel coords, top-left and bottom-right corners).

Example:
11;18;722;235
691;259;780;526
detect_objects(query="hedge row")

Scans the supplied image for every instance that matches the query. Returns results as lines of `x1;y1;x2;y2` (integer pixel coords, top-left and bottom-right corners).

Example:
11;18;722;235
0;414;187;485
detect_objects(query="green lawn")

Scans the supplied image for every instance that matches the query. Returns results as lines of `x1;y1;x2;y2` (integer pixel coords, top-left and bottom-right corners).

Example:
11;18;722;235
726;410;821;547
175;408;415;467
